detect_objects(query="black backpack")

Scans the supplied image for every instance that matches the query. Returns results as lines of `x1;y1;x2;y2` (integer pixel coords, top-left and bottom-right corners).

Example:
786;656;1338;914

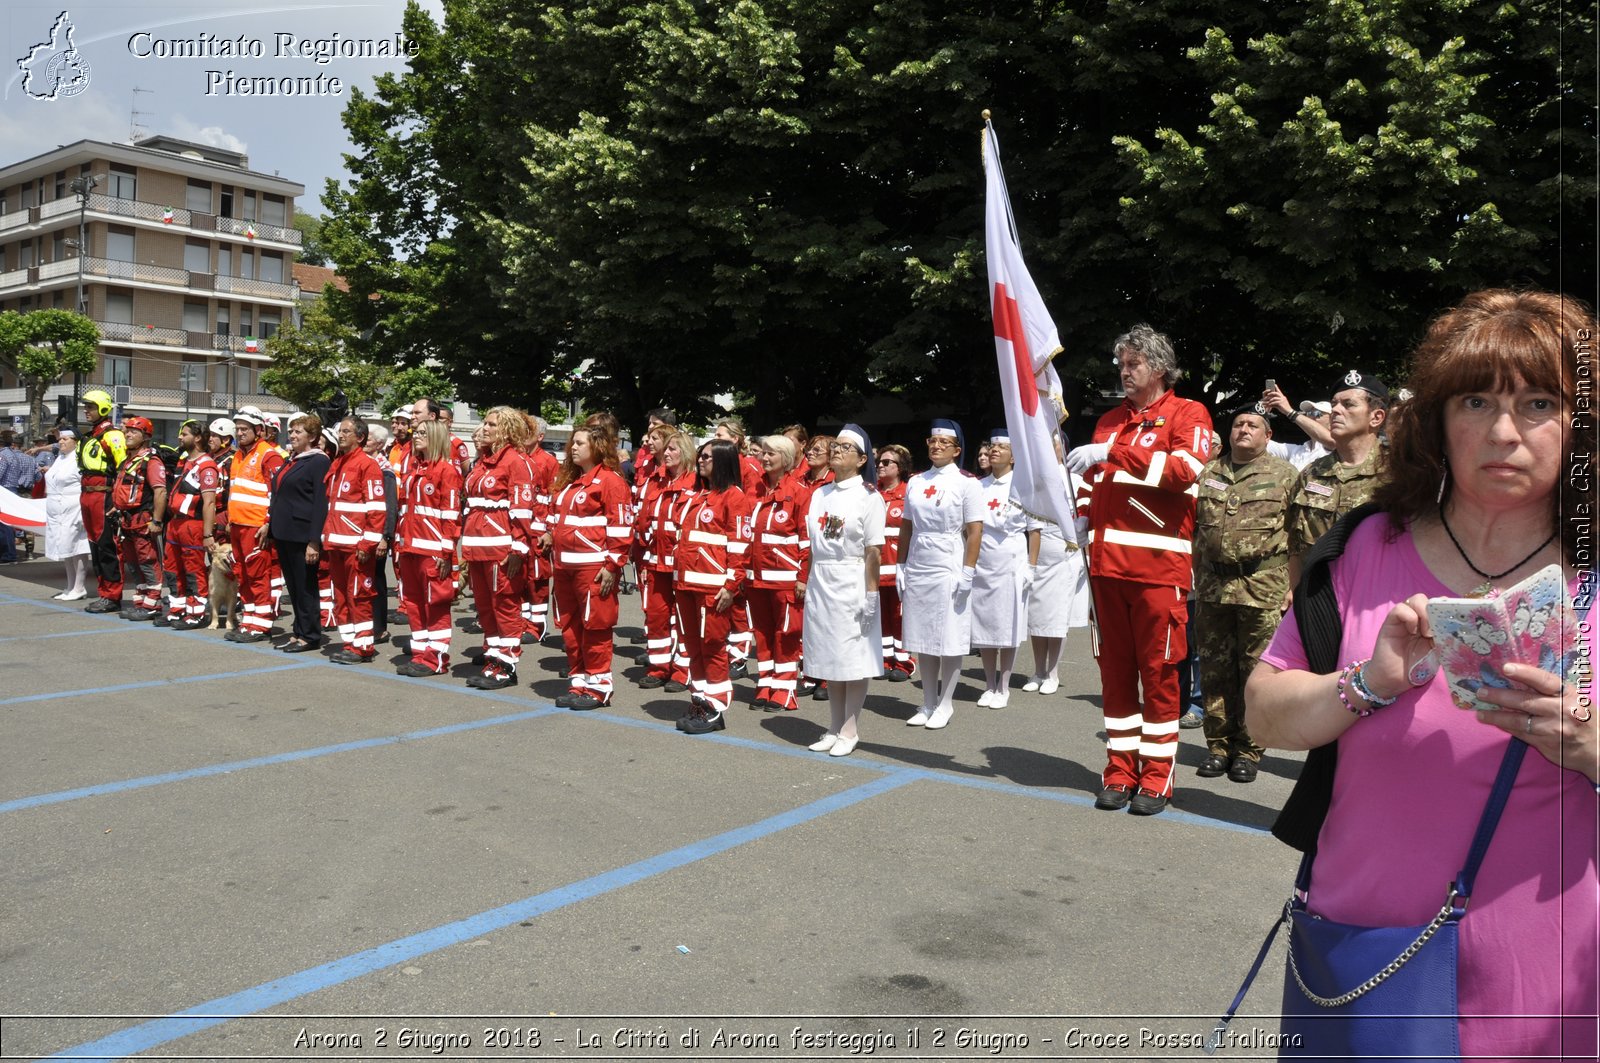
1271;502;1385;853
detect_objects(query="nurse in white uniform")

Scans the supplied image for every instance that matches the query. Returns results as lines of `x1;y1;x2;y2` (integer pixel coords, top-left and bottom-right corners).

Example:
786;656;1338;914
970;430;1030;708
796;424;885;757
897;418;983;729
1023;466;1091;694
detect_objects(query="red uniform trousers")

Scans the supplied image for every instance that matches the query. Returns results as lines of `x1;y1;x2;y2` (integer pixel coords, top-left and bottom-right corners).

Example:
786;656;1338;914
80;487;122;600
399;553;455;673
879;585;913;675
553;565;619;699
1090;576;1188;795
727;595;753;663
676;592;734;713
162;516;210;621
231;525;275;635
329;549;378;657
118;527;163;610
522;574;551;641
318;559;336;629
468;559;524;675
640;568;688;684
746;586;802;709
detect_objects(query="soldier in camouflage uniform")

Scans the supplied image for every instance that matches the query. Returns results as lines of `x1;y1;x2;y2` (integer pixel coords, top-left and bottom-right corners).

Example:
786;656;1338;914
1193;407;1298;782
1287;370;1390;586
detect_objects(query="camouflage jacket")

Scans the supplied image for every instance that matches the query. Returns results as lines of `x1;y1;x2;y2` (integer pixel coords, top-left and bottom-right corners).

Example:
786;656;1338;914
1194;453;1297;607
1288;444;1386;560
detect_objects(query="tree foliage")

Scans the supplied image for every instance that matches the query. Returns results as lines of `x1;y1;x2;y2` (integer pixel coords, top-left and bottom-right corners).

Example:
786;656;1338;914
292;209;331;267
384;365;457;408
320;0;1594;436
0;309;99;435
259;297;389;411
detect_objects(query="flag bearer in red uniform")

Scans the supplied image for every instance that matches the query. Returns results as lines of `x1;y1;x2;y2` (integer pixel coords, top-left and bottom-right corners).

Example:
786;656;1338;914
163;419;220;628
322;418;387;664
543;427;631;709
746;435;811;711
633;426;697;690
75;390;128;613
522;415;560;644
673;439;753;734
875;444;915;680
395;419;462;677
1067;324;1213;816
111;417;168;620
460;407;535;689
226;407;284;642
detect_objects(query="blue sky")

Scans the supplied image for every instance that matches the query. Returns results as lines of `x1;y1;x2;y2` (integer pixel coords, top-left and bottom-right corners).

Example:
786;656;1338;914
3;1;445;213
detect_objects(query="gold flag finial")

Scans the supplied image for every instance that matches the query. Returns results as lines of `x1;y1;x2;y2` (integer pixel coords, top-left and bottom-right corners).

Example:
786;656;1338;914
982;109;992;121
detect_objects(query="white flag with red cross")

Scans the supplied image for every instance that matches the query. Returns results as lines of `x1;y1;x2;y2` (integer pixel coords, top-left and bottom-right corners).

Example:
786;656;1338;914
982;118;1078;540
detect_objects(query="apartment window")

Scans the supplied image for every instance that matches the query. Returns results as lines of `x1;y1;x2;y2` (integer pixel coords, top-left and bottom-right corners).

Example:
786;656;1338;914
186;180;211;215
238;310;252;337
219;186;234;219
19;244;34;268
183;302;208;333
21;181;35;208
217;246;231;277
258;252;284;284
259;312;280;339
106;228;135;262
51;231;65;262
215;307;229;335
108;166;137;200
183;240;210;275
240;192;257;221
54;171;67;200
102;355;132;387
52;290;65;308
261;195;286;227
105;291;134;324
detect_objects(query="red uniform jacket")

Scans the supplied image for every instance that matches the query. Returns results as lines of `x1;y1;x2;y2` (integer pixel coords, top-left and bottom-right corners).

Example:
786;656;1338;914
461;445;534;562
525;447;561;579
171;453;220;520
1075;389;1213;589
739;454;767;499
746;476;810;589
323;448;387;551
111;446;168;530
634;467;697;573
396;456;463;557
877;480;908;588
674;486;753;598
548;464;632;575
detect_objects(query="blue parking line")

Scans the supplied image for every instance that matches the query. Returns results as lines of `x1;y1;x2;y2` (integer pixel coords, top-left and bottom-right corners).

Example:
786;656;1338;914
44;770;918;1063
0;662;316;707
0;706;562;814
0;629;115;644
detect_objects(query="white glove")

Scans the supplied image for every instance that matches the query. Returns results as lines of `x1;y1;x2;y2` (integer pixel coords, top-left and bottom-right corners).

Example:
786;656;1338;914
859;590;880;628
1073;517;1091;548
1021;565;1037;598
894;567;906;597
953;565;975;607
1065;442;1110;475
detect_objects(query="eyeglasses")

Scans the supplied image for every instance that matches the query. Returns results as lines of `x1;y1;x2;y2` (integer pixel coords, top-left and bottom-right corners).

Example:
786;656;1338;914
926;436;955;447
697;454;713;462
830;442;859;453
876;459;897;466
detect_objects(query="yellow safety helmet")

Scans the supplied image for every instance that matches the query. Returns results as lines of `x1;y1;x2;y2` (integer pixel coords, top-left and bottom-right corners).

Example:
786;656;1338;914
82;389;114;418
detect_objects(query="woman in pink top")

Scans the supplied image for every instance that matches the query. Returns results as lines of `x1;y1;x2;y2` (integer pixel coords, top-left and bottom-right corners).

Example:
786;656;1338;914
1247;290;1597;1060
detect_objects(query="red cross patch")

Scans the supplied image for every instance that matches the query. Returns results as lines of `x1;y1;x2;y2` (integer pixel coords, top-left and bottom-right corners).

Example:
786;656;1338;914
987;498;1001;511
923;485;937;498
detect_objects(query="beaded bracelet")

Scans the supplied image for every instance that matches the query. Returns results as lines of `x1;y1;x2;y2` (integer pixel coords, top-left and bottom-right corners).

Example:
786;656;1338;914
1349;660;1399;708
1335;662;1370;717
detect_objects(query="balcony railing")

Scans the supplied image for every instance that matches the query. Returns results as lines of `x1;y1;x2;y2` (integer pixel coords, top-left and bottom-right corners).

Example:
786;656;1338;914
9;194;300;245
97;320;191;347
0;267;27;289
0;208;29;234
215;274;296;300
216;216;301;246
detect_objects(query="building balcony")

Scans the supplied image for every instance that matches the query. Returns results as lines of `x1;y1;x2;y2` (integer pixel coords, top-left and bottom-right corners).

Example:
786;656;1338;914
1;193;301;247
96;320;192;347
215;273;296;300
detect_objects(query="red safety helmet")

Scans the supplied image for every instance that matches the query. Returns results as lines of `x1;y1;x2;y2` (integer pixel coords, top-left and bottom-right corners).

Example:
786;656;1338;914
122;416;155;436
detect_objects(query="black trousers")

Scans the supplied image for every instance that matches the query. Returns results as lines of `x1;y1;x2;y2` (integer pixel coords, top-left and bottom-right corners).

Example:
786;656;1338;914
276;540;321;643
370;544;390;632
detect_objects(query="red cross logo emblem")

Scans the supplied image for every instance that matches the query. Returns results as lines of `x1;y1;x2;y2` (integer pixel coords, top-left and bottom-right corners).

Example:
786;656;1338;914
923;485;937;498
987;498;1001;512
817;513;828;528
993;281;1039;417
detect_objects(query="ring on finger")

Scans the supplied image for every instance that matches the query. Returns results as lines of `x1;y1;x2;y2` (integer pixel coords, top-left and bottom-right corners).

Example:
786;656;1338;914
1524;714;1535;734
1573;705;1594;724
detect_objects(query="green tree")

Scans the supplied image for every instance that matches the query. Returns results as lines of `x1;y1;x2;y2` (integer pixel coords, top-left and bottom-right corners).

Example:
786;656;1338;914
0;309;99;437
259;298;389;412
293;209;330;267
385;365;456;409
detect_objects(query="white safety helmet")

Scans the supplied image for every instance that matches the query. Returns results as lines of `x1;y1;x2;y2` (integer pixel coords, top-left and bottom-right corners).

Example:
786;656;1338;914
208;417;236;437
234;406;265;428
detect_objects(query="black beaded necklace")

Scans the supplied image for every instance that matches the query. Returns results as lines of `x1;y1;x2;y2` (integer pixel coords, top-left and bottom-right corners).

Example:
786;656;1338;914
1438;500;1556;582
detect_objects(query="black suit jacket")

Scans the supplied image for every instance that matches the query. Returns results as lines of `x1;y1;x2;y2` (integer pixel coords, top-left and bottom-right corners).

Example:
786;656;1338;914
267;450;330;544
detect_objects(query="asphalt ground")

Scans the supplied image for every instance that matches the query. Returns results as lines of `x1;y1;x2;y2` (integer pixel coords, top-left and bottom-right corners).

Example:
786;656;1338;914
0;559;1308;1062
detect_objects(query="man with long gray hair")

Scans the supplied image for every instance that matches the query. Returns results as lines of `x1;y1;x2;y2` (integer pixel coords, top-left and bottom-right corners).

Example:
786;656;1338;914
1066;324;1214;816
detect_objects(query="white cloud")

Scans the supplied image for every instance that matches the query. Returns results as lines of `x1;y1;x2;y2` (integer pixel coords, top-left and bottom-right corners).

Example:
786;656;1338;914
165;117;248;154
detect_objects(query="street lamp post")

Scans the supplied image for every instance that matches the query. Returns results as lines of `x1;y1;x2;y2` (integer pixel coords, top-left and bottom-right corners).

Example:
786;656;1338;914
223;333;237;412
68;174;100;419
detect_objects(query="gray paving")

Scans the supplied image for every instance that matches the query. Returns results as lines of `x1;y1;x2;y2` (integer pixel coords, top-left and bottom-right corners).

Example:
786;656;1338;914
0;559;1305;1060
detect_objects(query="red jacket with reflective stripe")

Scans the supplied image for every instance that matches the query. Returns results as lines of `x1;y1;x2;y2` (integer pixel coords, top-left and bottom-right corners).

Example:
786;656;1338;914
171;453;220;519
746;477;810;588
322;448;386;551
634;467;696;573
877;480;907;587
673;486;752;598
549;464;632;574
461;446;534;562
524;447;560;579
396;457;463;557
1076;389;1213;589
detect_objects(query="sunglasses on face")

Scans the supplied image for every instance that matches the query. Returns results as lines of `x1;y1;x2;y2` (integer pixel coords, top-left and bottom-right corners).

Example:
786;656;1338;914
877;459;897;466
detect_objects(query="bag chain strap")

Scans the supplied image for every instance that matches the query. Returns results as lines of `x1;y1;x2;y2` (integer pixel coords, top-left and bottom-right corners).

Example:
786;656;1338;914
1288;888;1461;1008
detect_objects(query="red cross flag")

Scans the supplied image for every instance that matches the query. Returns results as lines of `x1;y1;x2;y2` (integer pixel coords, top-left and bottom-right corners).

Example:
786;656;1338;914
982;117;1077;541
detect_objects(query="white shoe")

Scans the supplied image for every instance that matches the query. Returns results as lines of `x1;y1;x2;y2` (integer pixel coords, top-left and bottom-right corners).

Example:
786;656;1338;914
51;591;68;600
1021;676;1042;692
906;709;930;727
59;589;88;601
828;734;858;757
989;692;1009;710
809;733;838;752
976;689;997;708
926;704;954;730
1039;676;1059;695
